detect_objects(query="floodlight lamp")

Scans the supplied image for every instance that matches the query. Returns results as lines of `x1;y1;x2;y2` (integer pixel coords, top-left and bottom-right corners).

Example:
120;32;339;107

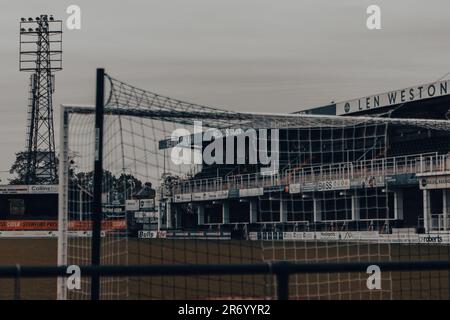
28;17;33;21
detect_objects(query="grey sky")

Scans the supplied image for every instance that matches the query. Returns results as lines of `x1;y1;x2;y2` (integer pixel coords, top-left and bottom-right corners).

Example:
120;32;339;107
1;0;450;181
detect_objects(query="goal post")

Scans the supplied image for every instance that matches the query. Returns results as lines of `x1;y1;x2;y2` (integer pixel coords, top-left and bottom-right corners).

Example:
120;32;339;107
57;68;107;300
56;101;69;300
57;69;450;300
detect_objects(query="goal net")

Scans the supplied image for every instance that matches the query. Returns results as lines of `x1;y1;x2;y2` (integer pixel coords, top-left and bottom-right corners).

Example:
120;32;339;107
58;70;450;299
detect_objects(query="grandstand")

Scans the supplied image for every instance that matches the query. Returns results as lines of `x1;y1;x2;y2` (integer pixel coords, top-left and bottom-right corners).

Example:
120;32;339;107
159;79;450;241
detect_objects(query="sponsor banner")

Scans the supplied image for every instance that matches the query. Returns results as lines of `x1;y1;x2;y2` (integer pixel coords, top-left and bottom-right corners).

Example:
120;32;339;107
228;189;240;198
290;179;350;193
205;190;229;200
0;220;57;231
289;183;301;194
317;232;340;240
351;176;385;189
0;231;58;238
284;231;380;241
28;185;59;194
386;173;418;187
264;185;286;193
190;191;229;202
0;219;127;231
252;231;284;241
419;175;450;190
0;230;116;238
134;211;158;219
67;231;107;238
283;232;315;240
173;194;192;203
192;192;206;201
239;188;264;197
135;218;151;224
300;182;315;193
140;223;157;231
125;199;139;211
139;199;155;210
378;233;419;243
317;179;350;192
166;231;189;237
250;231;450;244
164;231;231;240
125;199;156;210
68;220;126;231
138;230;158;239
418;234;450;243
103;206;125;214
0;185;29;194
0;185;58;194
356;231;382;241
336;80;450;115
134;211;158;224
392;227;416;234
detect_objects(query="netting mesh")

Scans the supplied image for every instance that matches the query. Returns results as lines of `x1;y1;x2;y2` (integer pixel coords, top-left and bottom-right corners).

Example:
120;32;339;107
58;73;450;300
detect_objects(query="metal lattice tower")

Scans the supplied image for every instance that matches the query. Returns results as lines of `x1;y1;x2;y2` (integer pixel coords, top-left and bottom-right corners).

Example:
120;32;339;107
19;15;62;184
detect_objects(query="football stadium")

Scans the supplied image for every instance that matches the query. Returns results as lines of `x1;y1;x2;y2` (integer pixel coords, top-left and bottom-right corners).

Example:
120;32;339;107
54;73;450;300
2;73;450;301
2;3;450;305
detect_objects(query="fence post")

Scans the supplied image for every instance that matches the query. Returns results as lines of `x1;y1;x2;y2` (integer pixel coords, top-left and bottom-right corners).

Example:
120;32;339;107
274;261;290;300
276;273;289;300
14;264;21;300
91;68;105;300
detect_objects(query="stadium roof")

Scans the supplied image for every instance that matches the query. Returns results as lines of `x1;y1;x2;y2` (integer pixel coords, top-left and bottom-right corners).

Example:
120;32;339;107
302;79;450;117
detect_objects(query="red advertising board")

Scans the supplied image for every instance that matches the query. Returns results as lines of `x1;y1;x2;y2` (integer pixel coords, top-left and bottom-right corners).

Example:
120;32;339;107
0;220;126;231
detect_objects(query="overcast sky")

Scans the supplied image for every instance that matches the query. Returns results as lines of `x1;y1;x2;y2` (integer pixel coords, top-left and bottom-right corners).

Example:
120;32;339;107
1;0;450;181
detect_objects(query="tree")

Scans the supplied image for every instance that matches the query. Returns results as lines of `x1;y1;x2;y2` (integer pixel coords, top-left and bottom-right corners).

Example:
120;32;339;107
9;152;31;185
69;169;144;204
9;151;59;185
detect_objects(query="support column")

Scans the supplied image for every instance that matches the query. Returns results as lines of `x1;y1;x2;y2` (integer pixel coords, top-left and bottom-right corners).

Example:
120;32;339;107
174;205;182;229
394;190;404;220
249;199;258;223
351;195;360;221
280;199;288;222
197;205;205;225
166;202;173;229
313;198;322;222
222;202;230;224
443;189;450;230
423;189;431;233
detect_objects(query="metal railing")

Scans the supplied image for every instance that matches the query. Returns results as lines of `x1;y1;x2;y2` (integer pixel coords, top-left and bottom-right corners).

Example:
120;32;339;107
177;176;224;194
170;152;449;196
2;260;450;300
418;214;450;231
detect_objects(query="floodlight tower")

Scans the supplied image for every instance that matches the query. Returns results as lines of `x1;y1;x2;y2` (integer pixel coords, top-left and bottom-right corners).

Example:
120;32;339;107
19;15;62;184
